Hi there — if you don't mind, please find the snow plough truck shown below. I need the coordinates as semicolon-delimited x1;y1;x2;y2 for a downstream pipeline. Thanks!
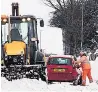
1;3;46;81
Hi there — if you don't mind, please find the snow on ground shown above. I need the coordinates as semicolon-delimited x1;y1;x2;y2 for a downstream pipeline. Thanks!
1;57;98;92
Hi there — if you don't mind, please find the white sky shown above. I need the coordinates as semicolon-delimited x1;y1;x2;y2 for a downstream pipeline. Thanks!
1;0;63;54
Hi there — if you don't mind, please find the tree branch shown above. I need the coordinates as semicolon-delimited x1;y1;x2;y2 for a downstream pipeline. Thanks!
56;0;64;10
63;0;66;8
44;0;60;11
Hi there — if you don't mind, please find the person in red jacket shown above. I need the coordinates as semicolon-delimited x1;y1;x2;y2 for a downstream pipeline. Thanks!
76;52;93;86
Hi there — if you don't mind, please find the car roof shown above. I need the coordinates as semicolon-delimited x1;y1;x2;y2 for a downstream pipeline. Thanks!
49;55;74;58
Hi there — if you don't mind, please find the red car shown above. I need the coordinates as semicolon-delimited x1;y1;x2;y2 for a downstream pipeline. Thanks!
46;55;78;83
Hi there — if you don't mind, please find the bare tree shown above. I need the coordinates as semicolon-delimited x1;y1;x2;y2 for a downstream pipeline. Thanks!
43;0;98;55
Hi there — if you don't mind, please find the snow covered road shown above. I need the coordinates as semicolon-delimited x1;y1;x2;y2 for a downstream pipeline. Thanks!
1;57;98;92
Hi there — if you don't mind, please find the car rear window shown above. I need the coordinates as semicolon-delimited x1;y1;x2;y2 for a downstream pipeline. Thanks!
47;57;72;65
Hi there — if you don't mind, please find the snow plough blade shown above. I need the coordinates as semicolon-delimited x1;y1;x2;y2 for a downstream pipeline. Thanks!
1;65;42;81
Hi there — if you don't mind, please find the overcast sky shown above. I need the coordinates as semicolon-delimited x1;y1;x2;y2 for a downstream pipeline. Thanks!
1;0;63;54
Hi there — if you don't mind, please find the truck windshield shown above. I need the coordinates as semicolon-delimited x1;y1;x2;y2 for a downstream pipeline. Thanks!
47;57;72;65
1;18;36;44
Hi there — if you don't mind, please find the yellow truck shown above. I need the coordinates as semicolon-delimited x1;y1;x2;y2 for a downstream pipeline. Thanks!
1;3;46;81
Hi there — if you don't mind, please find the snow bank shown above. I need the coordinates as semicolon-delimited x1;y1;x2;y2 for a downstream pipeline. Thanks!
90;57;98;82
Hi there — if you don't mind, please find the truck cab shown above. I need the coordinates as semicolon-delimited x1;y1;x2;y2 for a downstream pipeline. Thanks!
1;3;44;66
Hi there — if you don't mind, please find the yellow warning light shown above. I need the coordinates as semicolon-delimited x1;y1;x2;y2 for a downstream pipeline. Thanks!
1;15;8;22
22;18;26;22
1;15;8;19
27;18;31;21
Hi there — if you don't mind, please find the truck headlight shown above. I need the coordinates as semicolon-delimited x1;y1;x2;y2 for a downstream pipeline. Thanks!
27;18;31;21
22;18;26;22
